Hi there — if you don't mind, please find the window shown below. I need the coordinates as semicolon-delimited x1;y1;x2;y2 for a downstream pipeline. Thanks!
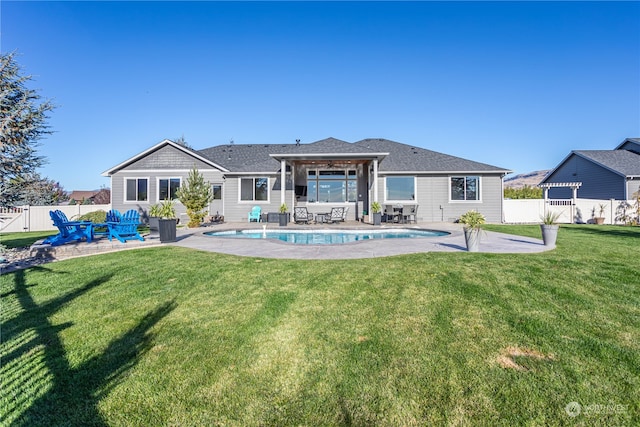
450;176;480;201
385;176;415;201
212;184;222;200
240;177;268;201
125;178;148;202
307;169;357;203
159;178;181;201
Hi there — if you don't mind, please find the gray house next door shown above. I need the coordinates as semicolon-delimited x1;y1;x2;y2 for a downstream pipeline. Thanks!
210;183;224;218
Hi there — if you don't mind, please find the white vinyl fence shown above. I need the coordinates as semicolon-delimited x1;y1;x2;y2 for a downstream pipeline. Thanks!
0;204;111;233
503;198;637;224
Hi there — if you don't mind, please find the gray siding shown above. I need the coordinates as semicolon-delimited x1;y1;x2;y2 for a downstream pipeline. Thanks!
127;145;212;170
374;174;504;223
110;145;225;221
222;174;292;221
546;154;625;199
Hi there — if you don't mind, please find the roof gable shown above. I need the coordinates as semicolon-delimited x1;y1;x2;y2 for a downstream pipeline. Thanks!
616;138;640;155
103;139;228;176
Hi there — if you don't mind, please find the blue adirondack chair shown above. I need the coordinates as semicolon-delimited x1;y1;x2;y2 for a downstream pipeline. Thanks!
94;209;123;236
248;206;262;222
107;209;144;243
106;209;123;223
43;210;93;246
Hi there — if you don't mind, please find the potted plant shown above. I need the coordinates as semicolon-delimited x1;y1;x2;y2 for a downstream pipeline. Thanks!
540;210;561;247
156;200;178;243
279;203;288;227
371;202;382;225
594;203;606;225
459;210;485;252
148;203;162;231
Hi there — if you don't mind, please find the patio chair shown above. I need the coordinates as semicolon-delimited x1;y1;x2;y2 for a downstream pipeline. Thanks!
43;210;93;246
403;205;418;224
293;206;312;224
327;207;345;224
107;209;144;243
391;205;404;223
106;209;122;223
248;206;262;222
341;206;349;222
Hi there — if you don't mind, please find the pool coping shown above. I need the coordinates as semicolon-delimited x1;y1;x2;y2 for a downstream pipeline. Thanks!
170;222;552;259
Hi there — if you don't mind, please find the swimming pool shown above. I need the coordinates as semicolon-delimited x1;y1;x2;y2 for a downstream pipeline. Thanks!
205;228;450;245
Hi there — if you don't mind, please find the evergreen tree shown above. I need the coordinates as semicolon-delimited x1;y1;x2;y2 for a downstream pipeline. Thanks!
1;52;55;206
176;167;213;227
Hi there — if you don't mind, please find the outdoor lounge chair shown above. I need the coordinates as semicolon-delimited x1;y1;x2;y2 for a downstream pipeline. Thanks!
43;210;93;246
107;209;144;243
327;207;345;224
248;206;262;222
293;207;312;224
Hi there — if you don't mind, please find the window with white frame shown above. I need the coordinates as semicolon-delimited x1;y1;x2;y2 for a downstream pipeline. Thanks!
240;177;268;201
158;178;181;201
450;176;480;201
307;169;357;203
212;184;222;200
385;176;415;201
125;178;148;202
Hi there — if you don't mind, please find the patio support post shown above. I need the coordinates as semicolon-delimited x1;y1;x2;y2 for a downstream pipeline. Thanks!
373;159;379;203
281;159;286;206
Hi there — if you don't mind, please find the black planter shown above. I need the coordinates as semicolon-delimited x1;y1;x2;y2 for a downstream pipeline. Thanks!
149;217;159;232
372;212;382;226
158;218;177;243
279;213;288;227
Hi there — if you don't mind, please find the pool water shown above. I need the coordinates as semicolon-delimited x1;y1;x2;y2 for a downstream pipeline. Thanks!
205;228;449;244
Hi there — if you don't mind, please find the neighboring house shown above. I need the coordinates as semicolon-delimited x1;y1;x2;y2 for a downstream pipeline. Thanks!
67;190;99;205
541;138;640;200
102;137;511;223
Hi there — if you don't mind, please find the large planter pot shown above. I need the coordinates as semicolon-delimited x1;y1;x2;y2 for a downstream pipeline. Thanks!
372;212;382;226
279;213;288;227
540;224;559;247
149;216;160;232
464;227;481;252
158;218;177;243
594;217;605;225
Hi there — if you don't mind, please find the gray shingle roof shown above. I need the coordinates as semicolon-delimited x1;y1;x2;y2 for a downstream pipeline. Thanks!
354;138;509;172
574;150;640;177
197;137;509;173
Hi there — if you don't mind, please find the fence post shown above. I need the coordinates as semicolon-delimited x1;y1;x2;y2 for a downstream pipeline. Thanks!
21;205;29;232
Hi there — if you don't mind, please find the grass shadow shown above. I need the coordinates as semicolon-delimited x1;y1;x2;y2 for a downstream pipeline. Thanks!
1;267;176;426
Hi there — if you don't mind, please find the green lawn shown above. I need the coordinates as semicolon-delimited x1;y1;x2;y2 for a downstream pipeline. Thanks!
1;225;638;425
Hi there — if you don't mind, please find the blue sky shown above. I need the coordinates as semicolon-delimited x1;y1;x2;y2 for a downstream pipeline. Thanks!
3;1;639;191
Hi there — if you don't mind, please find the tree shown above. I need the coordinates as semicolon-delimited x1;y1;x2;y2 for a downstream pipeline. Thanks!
504;185;542;199
176;167;213;227
3;172;67;206
1;52;55;206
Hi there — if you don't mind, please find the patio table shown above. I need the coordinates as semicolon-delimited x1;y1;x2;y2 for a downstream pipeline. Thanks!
315;213;330;224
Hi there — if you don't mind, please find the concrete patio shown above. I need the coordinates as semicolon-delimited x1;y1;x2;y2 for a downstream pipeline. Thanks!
3;222;551;273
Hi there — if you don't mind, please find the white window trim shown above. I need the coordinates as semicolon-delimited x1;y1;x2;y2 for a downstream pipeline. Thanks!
211;183;223;201
306;168;358;204
124;177;150;203
449;176;482;203
383;176;417;204
238;177;270;203
156;177;182;202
